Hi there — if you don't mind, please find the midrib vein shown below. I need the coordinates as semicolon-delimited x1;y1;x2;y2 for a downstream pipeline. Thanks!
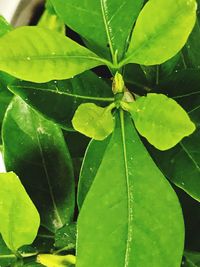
123;7;187;65
10;85;114;102
100;0;115;60
32;114;63;228
0;254;16;259
120;110;133;267
0;54;101;61
180;142;200;172
185;258;198;267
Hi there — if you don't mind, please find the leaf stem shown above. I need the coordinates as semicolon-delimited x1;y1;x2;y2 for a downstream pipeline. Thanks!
53;244;75;255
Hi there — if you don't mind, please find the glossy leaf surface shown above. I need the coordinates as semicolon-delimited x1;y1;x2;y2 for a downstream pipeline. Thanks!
2;97;75;232
77;111;184;267
72;103;115;140
124;0;197;66
78;137;110;209
54;223;76;250
8;71;113;130
0;72;13;135
129;93;195;150
51;0;144;61
0;26;104;82
0;172;40;251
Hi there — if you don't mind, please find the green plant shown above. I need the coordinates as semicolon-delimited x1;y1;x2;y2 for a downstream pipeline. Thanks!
0;0;199;266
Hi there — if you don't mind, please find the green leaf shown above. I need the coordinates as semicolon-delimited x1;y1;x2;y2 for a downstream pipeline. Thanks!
0;17;14;139
2;97;75;232
181;0;200;69
0;16;12;37
133;52;181;88
123;0;197;66
0;236;17;267
51;0;144;61
72;103;115;140
77;111;184;267
147;70;200;201
8;71;113;130
0;26;105;82
38;8;65;34
0;172;40;251
77;137;110;209
184;251;200;267
37;254;75;267
45;0;56;15
128;93;195;150
54;223;76;250
0;72;14;137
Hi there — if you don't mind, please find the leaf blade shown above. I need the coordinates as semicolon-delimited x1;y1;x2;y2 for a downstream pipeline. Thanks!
72;103;115;140
51;0;144;61
0;26;104;82
2;97;75;232
148;70;200;201
8;71;113;130
77;111;184;267
129;93;195;150
124;0;197;66
0;172;40;251
77;137;110;209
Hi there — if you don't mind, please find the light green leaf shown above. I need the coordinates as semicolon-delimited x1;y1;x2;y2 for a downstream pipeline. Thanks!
72;103;115;140
0;26;106;82
77;111;184;267
129;93;195;150
0;17;14;139
51;0;144;61
78;137;110;209
0;172;40;251
2;97;75;232
123;0;197;66
0;72;14;137
37;254;75;267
